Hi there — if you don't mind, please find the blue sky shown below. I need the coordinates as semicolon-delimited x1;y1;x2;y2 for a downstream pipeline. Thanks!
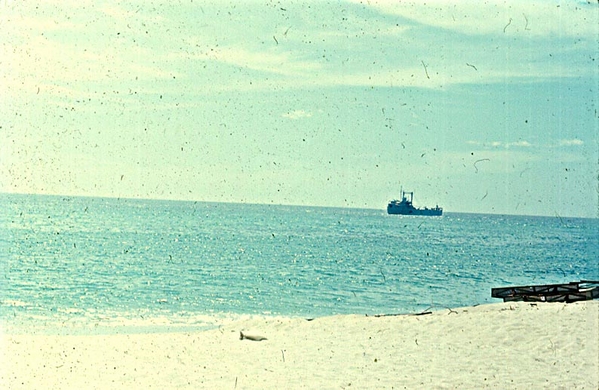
1;0;597;217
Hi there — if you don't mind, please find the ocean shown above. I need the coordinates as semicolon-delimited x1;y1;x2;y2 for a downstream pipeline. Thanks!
1;193;597;335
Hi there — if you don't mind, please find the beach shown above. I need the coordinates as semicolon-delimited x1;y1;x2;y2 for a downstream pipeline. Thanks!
2;300;597;389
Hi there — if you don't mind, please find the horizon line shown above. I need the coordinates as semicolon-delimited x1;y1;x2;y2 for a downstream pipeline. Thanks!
1;191;596;220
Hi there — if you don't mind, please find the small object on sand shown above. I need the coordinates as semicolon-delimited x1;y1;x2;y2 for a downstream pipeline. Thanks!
239;331;267;342
491;280;599;303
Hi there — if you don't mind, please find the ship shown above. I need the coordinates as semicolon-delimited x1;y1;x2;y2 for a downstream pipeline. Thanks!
387;190;442;216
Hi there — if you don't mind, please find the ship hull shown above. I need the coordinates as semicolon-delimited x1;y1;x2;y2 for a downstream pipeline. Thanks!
387;204;442;216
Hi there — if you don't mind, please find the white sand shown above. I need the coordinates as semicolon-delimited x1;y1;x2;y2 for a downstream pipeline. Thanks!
2;301;598;389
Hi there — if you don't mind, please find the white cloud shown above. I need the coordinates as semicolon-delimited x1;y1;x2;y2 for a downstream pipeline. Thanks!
209;47;322;78
507;141;532;148
282;110;312;120
351;0;597;38
467;140;533;149
559;139;584;146
3;0;594;101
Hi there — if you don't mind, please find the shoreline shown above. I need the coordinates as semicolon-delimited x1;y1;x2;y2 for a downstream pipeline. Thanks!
0;303;493;337
2;300;598;389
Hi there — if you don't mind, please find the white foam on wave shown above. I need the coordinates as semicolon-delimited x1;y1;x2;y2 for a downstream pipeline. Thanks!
2;307;306;336
1;300;32;307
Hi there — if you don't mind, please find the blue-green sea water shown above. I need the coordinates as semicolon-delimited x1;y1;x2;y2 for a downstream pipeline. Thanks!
1;193;597;334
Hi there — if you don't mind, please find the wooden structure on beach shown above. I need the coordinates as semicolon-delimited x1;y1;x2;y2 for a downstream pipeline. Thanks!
491;280;599;303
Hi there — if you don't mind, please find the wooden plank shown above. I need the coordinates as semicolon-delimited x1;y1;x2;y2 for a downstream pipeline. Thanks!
491;281;599;303
491;282;582;299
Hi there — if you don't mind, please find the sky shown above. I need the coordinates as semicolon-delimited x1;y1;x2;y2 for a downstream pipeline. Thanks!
1;0;597;218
